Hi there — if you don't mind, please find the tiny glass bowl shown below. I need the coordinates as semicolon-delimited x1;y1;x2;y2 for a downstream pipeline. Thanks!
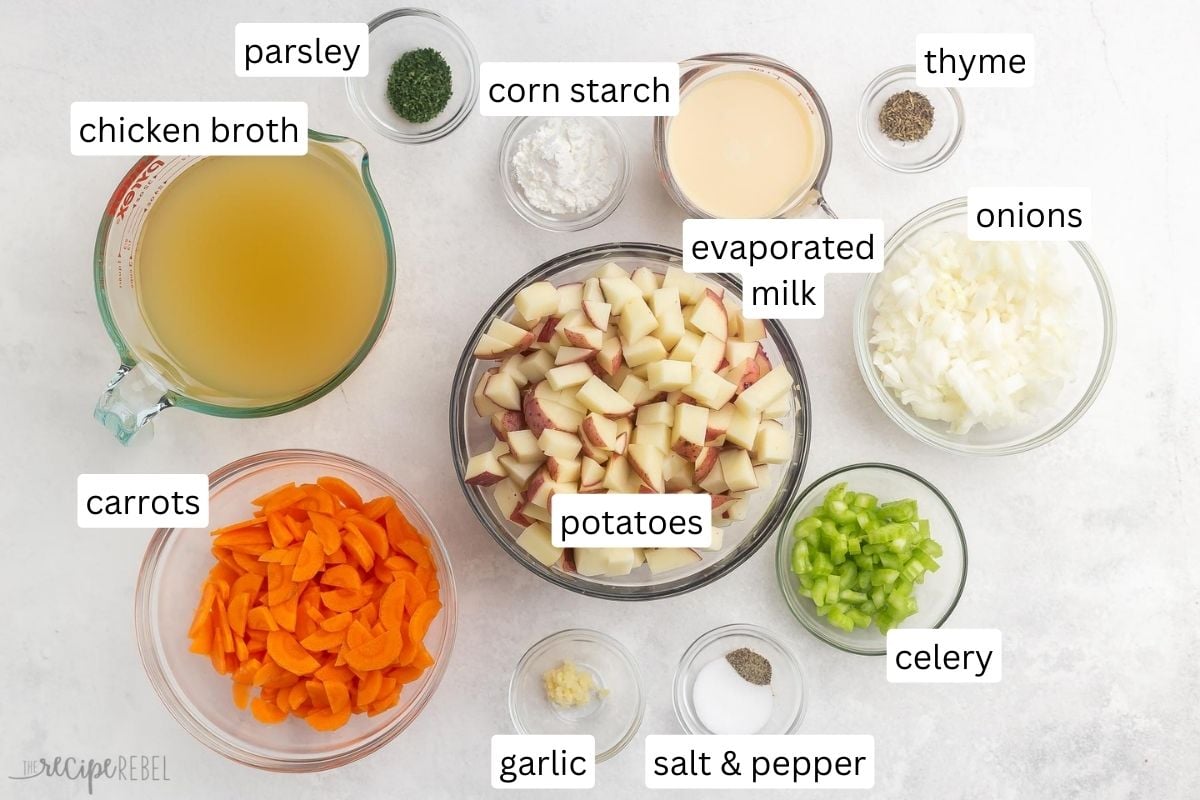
854;197;1116;455
346;8;478;144
498;116;630;232
673;624;806;735
775;463;966;656
509;629;644;762
135;449;458;771
858;65;963;173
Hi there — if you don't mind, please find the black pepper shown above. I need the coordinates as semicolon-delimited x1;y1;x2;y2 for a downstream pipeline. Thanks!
726;647;772;686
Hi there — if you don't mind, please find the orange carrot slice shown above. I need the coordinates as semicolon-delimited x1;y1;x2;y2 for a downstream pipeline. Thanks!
345;629;402;672
250;696;288;724
292;532;325;583
267;631;320;676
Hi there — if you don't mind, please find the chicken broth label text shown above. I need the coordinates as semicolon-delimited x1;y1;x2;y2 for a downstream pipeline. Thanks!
70;102;307;155
684;218;883;320
552;493;711;548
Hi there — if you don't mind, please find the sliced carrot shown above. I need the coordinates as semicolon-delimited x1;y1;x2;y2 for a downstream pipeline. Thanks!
345;629;402;672
305;679;330;709
351;516;390;558
385;554;417;574
300;628;345;652
378;582;406;632
232;550;269;576
263;485;306;515
292;532;325;583
320;587;371;613
250;696;288;724
411;645;435;670
188;582;216;637
247;605;278;631
316;476;362;510
389;665;424;684
345;620;373;650
301;484;336;515
232;682;251;710
266;514;293;548
270;592;299;632
267;630;320;676
319;611;353;632
319;564;361;591
309;513;342;555
324;680;350;714
305;704;351;731
227;592;250;638
399;540;432;569
356;669;383;707
342;526;375;571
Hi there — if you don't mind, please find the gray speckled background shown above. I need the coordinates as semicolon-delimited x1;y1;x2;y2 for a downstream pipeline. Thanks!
2;0;1196;797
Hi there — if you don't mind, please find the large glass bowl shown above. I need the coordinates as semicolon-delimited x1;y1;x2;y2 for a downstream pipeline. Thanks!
853;198;1116;455
774;463;966;656
135;450;457;771
450;243;811;600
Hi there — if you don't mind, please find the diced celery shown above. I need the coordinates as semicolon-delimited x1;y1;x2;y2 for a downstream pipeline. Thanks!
840;589;868;603
918;538;943;558
812;577;828;606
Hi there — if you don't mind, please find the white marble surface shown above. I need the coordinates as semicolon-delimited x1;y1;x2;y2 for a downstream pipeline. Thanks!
2;0;1197;797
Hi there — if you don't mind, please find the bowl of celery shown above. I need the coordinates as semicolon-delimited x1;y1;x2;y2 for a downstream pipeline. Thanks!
774;463;967;655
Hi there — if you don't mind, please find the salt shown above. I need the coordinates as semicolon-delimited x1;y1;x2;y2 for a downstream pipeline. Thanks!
692;655;773;734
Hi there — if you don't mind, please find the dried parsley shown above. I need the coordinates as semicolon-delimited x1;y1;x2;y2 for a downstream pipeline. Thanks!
386;48;452;123
726;647;772;686
878;90;934;142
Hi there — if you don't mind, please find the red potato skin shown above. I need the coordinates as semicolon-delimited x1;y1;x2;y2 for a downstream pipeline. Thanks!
693;447;719;481
465;470;505;487
490;411;526;441
672;439;703;461
533;316;560;343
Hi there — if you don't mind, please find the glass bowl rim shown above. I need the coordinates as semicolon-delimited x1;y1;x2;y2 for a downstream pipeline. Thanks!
672;622;807;734
773;462;968;656
133;448;458;771
853;196;1117;455
497;115;631;232
856;65;964;174
344;7;479;145
449;241;812;600
507;627;645;762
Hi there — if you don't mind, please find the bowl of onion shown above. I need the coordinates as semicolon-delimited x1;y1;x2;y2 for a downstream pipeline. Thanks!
854;197;1115;455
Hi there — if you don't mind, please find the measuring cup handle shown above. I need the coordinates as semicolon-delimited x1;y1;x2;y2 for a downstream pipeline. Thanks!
785;189;838;220
94;363;170;445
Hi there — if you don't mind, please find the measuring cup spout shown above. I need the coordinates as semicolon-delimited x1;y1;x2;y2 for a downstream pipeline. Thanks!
787;190;838;220
94;363;170;444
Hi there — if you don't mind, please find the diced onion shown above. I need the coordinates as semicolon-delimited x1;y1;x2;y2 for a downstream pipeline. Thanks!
870;232;1081;434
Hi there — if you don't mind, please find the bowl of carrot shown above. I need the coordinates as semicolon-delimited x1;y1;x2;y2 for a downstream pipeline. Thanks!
134;449;457;771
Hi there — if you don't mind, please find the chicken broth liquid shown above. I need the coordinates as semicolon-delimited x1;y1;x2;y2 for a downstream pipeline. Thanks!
135;144;388;403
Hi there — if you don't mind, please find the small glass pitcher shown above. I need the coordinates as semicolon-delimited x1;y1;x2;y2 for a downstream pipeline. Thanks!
92;131;395;444
653;53;837;220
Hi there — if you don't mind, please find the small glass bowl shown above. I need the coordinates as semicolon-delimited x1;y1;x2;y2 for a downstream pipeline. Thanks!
854;198;1116;455
775;464;967;656
858;65;963;173
135;449;458;771
346;8;478;144
673;624;806;734
498;116;630;232
509;629;644;762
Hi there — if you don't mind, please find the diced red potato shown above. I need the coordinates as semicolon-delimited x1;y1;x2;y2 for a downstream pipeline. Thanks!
463;262;798;576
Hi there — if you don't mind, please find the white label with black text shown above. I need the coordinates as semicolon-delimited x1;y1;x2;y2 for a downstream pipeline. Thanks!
645;735;874;790
77;474;209;529
552;493;711;548
492;735;594;789
479;62;678;115
235;23;368;76
70;102;307;156
886;628;1002;683
915;33;1035;87
684;219;882;320
967;187;1091;241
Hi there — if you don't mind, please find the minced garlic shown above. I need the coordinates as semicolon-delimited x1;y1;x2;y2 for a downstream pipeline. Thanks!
542;660;605;707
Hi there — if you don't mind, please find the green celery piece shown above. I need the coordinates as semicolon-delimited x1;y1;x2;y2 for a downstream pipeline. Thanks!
812;551;833;576
888;536;909;554
815;603;832;617
913;549;941;572
797;573;815;589
847;536;862;555
880;499;917;522
854;554;874;569
844;490;857;504
826;574;841;603
852;492;878;510
857;571;871;591
794;516;822;538
812;577;828;606
847;608;872;628
825;482;848;506
871;568;900;587
862;543;886;556
827;607;854;632
901;558;926;583
871;587;886;608
917;519;930;540
841;589;868;603
878;552;902;571
918;539;943;558
839;560;858;586
893;578;913;596
831;537;848;565
886;590;909;613
855;512;871;529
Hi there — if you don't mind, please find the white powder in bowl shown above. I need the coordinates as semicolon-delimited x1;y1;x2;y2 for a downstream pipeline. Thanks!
511;118;618;215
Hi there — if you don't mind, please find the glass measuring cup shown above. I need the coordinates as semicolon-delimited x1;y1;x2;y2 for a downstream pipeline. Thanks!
653;53;836;219
93;131;395;444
